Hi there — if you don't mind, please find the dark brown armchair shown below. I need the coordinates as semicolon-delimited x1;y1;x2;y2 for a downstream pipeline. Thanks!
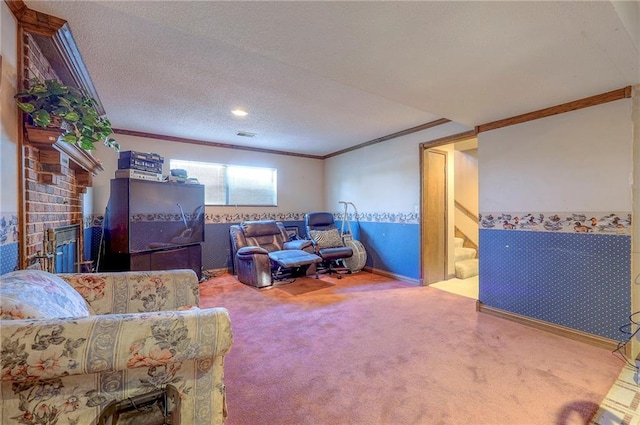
305;212;354;278
229;220;320;288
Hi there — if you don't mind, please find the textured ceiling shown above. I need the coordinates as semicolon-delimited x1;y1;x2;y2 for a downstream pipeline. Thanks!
24;1;639;156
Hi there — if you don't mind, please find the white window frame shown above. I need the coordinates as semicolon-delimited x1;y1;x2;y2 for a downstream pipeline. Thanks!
169;159;277;206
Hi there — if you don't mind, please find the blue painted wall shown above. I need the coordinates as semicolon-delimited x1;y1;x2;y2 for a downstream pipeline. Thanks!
0;212;19;274
353;221;419;279
91;220;312;273
202;220;310;272
479;228;630;340
0;242;19;274
89;218;418;279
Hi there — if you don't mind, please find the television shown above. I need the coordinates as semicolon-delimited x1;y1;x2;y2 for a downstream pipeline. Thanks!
107;179;205;254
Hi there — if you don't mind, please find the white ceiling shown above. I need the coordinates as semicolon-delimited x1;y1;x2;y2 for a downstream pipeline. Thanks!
25;1;639;157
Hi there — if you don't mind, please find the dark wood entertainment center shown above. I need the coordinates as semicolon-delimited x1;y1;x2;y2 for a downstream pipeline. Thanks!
104;178;205;279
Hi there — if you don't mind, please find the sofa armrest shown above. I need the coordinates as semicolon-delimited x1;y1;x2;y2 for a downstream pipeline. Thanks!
237;246;269;256
284;239;312;251
0;308;232;383
57;269;200;315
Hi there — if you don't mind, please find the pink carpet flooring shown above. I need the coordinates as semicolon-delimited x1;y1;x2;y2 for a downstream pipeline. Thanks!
199;272;623;425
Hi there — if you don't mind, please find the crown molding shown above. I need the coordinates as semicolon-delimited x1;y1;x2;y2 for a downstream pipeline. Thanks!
324;118;451;159
476;86;632;134
112;128;325;160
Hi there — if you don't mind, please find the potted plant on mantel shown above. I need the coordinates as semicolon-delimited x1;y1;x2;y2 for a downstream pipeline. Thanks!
14;78;120;152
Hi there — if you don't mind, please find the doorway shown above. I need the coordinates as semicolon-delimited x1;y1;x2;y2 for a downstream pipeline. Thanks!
421;149;448;285
420;135;478;297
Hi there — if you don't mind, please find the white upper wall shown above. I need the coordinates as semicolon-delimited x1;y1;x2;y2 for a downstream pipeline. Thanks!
324;121;471;214
91;134;325;216
82;187;94;217
0;2;19;214
479;98;633;212
612;0;640;52
454;147;479;246
454;148;478;216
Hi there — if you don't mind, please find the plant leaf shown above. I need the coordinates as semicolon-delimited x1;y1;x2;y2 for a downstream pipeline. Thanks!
64;111;80;122
105;138;120;152
14;77;120;152
80;140;96;150
49;82;67;95
30;85;48;94
60;133;78;143
16;102;35;113
33;110;51;127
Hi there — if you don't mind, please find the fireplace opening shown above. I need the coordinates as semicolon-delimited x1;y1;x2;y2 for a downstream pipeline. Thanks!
44;224;81;273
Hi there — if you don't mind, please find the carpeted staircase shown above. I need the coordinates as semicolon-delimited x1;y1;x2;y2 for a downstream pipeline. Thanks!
454;237;478;279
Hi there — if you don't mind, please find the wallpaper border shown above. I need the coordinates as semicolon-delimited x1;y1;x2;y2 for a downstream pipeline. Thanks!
480;211;631;235
0;212;19;246
82;211;633;235
86;211;420;226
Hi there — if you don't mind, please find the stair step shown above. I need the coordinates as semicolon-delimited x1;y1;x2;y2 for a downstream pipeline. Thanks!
454;237;464;248
454;247;476;263
455;258;479;279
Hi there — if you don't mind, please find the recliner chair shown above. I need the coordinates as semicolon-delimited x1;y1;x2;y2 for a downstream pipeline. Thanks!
230;220;320;288
305;212;353;278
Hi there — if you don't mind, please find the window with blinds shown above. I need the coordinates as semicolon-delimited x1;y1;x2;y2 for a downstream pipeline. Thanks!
169;159;277;206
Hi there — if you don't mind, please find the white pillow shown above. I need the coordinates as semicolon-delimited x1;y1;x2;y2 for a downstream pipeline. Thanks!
0;270;91;319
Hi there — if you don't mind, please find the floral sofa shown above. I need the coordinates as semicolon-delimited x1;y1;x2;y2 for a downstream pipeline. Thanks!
0;269;232;425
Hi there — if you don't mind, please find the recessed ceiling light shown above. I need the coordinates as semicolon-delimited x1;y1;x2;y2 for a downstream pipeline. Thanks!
231;108;248;117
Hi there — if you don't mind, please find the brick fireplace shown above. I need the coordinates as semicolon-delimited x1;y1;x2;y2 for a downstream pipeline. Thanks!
18;30;103;270
23;142;83;268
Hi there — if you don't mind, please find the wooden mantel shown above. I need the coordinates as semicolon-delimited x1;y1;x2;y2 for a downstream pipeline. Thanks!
24;125;105;177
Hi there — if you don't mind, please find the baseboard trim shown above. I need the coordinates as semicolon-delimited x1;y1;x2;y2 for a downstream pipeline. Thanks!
365;267;420;285
476;301;627;355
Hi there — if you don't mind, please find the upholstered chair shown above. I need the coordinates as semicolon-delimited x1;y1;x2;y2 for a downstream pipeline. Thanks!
305;212;354;278
229;220;319;288
0;269;232;425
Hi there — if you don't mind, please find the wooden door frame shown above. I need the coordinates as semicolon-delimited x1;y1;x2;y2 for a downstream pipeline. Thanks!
421;148;448;285
419;130;477;286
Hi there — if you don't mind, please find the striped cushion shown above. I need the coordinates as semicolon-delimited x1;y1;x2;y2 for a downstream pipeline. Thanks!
310;228;343;249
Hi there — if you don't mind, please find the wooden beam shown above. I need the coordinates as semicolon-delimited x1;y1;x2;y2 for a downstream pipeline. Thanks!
39;149;67;166
5;0;66;36
25;125;63;145
39;150;69;175
24;126;104;178
16;21;27;270
420;129;477;149
75;169;93;187
476;87;633;133
38;173;60;185
324;118;451;159
56;141;104;176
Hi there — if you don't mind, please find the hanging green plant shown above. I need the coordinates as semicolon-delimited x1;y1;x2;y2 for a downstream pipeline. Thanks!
15;78;120;152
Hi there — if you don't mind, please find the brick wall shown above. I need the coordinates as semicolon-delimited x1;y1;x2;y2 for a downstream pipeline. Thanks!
21;33;85;268
23;145;83;261
23;33;56;87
